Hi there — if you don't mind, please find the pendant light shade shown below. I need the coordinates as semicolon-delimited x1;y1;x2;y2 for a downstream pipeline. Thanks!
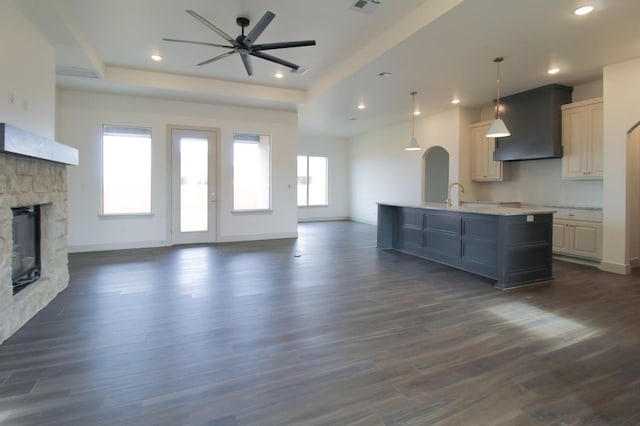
486;57;511;138
405;91;421;151
486;118;510;138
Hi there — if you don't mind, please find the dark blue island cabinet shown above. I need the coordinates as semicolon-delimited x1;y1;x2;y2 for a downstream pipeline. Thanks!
377;203;555;289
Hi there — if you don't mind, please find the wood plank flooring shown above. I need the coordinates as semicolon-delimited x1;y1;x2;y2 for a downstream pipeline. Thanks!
2;221;640;425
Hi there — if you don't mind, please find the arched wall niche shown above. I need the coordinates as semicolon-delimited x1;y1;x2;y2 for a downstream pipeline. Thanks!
423;146;449;204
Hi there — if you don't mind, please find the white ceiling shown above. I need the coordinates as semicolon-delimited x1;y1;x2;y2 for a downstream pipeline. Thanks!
18;0;640;138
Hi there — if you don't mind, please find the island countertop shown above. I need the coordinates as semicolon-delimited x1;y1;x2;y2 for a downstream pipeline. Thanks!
377;201;556;216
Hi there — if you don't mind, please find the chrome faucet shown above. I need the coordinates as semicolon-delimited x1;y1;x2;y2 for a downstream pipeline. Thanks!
447;182;464;207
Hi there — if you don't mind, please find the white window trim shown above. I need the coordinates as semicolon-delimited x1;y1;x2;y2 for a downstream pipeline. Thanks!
101;124;153;216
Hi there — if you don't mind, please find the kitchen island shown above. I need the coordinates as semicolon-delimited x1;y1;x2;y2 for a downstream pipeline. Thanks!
377;202;555;289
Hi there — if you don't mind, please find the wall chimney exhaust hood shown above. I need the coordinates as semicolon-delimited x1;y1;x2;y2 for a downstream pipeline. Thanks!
493;84;573;161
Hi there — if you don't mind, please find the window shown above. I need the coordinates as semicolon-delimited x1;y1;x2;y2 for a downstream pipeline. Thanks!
297;155;328;206
233;133;271;211
102;125;152;215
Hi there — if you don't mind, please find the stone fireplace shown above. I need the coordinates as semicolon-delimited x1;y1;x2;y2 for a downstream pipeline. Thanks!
0;123;78;344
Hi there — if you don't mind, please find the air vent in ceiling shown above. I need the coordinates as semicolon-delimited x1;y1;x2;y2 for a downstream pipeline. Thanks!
55;66;100;79
351;0;383;14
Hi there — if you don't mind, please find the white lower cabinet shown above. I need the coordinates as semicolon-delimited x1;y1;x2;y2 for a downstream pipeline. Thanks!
552;208;602;261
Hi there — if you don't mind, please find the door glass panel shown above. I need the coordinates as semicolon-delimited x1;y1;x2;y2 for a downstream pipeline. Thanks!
180;138;208;232
308;156;328;205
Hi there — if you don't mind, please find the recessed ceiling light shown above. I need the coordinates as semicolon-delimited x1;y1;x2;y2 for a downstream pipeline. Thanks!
151;55;162;61
574;5;593;16
378;71;393;78
413;110;421;116
547;67;560;75
451;98;460;104
274;72;284;79
357;103;366;110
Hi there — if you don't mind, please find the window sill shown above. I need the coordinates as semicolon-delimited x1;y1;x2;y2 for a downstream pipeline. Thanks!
297;205;329;208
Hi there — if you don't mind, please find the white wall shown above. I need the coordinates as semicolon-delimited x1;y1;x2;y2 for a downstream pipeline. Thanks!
58;90;299;252
573;80;603;102
0;0;56;138
349;108;462;224
297;135;349;221
602;57;640;273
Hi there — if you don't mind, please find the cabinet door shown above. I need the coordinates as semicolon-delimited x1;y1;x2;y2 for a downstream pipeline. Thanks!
571;222;602;260
589;103;604;177
562;100;603;180
562;108;588;178
471;122;502;181
552;221;571;254
484;138;502;180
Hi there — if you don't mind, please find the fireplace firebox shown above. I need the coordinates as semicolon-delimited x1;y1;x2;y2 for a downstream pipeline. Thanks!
11;205;41;294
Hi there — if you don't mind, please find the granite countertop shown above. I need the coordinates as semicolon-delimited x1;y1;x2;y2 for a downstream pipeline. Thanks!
378;202;556;216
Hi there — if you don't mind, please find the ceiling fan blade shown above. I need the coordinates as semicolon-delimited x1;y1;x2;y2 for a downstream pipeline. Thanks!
244;11;275;47
198;50;236;66
240;53;254;76
250;51;299;71
186;10;238;46
162;38;233;49
252;40;316;51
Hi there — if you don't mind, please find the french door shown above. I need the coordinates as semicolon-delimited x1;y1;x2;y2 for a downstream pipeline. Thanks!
170;127;218;244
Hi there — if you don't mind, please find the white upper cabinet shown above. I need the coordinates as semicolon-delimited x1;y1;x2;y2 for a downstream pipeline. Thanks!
562;98;603;179
470;121;503;182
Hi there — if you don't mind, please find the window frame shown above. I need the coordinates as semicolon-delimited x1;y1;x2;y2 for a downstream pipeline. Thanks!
297;155;329;207
100;124;153;216
232;133;272;213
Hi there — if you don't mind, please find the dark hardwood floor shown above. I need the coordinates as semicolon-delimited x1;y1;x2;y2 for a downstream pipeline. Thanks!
2;221;640;425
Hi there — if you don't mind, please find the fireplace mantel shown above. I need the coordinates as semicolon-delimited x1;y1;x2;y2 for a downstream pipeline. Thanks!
0;123;78;166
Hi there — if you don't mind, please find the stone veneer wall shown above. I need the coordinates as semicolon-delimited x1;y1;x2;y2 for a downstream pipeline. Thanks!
0;153;69;343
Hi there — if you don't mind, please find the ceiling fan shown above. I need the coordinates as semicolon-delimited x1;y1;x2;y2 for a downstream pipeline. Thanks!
163;10;316;76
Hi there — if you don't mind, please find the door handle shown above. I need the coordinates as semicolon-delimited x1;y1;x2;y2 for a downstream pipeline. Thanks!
211;192;217;203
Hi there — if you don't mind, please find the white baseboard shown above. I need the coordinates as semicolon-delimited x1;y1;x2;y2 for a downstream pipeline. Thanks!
215;232;298;243
297;216;349;223
599;260;631;275
68;240;169;253
349;217;377;226
553;254;600;268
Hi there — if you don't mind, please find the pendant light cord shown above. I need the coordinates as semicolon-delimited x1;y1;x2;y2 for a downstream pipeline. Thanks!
410;91;417;136
494;57;504;119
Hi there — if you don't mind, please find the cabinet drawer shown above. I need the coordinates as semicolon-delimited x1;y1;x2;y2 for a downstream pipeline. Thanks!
552;208;602;222
399;208;424;228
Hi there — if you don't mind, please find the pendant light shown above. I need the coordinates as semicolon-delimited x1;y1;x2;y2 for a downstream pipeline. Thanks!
405;91;421;151
486;57;511;138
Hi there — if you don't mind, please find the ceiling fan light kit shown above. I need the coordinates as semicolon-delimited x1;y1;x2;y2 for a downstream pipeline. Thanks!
163;10;316;76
